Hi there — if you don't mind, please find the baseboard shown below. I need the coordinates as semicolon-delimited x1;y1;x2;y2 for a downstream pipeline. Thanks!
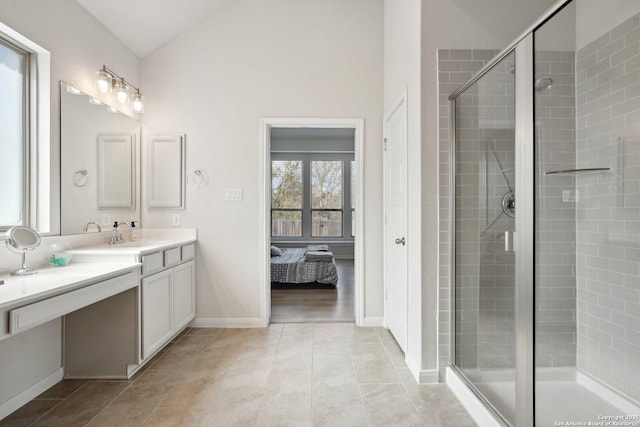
189;317;266;328
360;316;383;327
446;366;501;427
0;368;63;420
577;371;640;414
419;369;440;384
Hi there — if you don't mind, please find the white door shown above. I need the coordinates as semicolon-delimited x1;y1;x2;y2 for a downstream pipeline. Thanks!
384;96;408;352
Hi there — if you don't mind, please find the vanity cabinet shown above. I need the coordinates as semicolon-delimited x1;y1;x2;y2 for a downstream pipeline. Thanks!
142;270;173;358
141;244;195;360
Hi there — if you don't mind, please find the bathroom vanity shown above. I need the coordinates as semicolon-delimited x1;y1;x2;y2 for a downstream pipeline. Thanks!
0;229;196;419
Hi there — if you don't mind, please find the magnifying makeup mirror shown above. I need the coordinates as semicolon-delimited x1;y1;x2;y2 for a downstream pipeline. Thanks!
4;226;41;276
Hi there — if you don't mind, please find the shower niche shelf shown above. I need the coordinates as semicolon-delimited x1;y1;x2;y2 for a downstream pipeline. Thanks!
544;167;610;176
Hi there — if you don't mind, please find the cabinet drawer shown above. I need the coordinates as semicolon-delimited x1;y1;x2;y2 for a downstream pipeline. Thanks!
142;252;164;276
10;270;138;335
164;247;181;268
181;243;195;261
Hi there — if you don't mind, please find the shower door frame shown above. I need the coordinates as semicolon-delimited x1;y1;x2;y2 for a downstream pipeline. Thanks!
448;1;573;426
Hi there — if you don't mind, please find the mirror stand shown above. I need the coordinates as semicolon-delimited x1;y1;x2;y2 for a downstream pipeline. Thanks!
11;252;37;276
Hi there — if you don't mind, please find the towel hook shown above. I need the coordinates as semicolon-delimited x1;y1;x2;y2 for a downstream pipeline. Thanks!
72;169;89;187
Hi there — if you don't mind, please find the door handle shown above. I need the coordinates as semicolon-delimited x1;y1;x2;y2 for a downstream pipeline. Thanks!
395;237;406;246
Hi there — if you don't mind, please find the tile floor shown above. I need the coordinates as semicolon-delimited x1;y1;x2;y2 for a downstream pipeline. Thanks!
2;324;476;427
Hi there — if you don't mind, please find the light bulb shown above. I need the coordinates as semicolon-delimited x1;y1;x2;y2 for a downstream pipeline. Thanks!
106;106;118;114
89;97;103;105
95;69;112;93
132;92;145;113
66;84;82;95
114;78;129;104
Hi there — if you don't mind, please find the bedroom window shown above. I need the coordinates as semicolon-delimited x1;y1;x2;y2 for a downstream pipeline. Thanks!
271;154;354;240
311;161;342;237
351;160;356;237
271;160;303;237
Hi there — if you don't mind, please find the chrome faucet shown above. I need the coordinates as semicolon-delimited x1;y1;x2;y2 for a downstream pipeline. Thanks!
110;221;132;245
82;221;102;232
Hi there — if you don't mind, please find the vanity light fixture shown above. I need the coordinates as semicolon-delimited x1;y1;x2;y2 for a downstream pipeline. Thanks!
94;65;145;113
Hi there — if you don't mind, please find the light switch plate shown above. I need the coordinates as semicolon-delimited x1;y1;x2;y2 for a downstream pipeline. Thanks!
225;188;243;201
102;214;110;226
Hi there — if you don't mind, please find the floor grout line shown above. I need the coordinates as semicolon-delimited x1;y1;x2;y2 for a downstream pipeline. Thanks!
27;380;91;427
81;380;135;426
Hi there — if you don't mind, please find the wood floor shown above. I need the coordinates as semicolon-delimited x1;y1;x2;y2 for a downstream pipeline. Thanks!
270;260;354;322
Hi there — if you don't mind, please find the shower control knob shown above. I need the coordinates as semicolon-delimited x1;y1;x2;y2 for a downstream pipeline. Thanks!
395;237;406;246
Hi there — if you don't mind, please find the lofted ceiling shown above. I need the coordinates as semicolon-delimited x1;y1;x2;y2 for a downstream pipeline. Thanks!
75;0;233;57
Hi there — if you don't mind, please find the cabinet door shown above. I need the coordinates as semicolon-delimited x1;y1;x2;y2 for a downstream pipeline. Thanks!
146;134;185;209
142;269;173;359
173;260;195;331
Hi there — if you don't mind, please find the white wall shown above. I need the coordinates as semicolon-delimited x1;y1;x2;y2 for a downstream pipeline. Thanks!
141;0;384;325
383;0;424;379
0;0;141;236
421;0;558;374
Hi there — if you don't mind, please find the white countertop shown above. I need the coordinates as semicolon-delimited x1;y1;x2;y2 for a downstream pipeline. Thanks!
67;239;194;256
67;229;197;256
0;262;140;309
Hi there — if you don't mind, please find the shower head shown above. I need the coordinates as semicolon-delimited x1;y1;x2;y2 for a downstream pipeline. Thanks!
535;77;553;91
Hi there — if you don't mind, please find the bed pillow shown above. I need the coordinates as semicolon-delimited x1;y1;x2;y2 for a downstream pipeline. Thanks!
271;245;283;257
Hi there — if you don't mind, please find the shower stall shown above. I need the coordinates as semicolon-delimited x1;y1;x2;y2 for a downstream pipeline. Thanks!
447;0;640;425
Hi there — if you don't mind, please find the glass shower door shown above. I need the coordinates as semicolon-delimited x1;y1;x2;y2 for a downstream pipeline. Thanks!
453;50;517;425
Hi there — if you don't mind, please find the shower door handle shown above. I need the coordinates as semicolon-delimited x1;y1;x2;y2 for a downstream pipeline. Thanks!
395;237;406;246
505;231;516;252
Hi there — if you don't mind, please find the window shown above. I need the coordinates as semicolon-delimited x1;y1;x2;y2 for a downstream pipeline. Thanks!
271;160;303;237
311;161;342;237
0;39;27;227
351;160;356;237
0;23;50;232
271;154;354;240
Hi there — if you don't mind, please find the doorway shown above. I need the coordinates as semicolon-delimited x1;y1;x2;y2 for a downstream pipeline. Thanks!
260;118;364;325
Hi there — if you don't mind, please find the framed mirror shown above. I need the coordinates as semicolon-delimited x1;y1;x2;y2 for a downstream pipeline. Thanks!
60;82;141;235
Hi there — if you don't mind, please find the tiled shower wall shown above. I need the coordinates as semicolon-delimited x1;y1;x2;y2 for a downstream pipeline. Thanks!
575;14;640;401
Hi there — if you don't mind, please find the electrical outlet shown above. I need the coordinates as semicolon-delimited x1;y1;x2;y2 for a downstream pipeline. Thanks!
171;213;181;226
225;188;243;201
102;214;110;226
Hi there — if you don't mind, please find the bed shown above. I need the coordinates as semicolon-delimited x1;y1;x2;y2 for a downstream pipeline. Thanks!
270;247;339;286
